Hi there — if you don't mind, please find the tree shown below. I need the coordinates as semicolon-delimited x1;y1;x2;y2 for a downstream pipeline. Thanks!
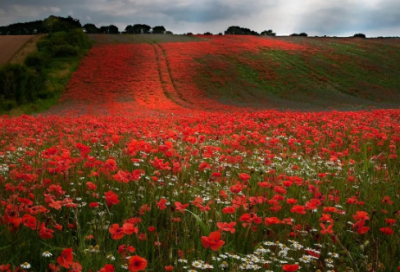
83;23;101;34
203;32;213;35
125;25;134;34
290;32;308;37
132;24;151;34
100;25;119;34
225;26;259;35
152;26;166;34
353;33;366;38
261;29;276;36
44;16;82;33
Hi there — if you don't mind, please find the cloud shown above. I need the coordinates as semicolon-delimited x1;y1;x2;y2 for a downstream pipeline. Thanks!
0;0;399;36
0;4;61;25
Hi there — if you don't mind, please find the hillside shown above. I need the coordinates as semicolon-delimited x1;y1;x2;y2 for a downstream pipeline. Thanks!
45;35;400;116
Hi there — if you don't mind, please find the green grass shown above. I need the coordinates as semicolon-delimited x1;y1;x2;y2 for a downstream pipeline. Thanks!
193;37;400;110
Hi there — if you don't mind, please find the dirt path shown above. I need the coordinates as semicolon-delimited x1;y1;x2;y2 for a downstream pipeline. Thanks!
9;35;45;65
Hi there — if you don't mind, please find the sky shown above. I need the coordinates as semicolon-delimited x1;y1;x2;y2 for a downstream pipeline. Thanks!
0;0;399;36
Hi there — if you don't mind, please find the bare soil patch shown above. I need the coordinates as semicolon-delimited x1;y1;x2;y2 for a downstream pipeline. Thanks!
0;35;34;65
9;34;45;65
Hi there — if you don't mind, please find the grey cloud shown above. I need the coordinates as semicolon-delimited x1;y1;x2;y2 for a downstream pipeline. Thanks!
0;0;399;36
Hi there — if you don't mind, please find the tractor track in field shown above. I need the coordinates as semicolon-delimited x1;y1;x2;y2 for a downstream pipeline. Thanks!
140;36;196;110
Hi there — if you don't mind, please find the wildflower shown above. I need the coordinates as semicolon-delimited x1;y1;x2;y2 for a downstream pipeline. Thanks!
57;248;74;269
99;264;115;272
20;262;31;269
282;264;300;271
380;227;394;235
104;191;120;208
42;251;53;257
201;231;225;251
217;222;236;233
128;256;147;272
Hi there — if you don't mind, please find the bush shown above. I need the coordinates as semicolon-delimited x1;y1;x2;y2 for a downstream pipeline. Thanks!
53;44;78;57
24;52;48;70
0;64;46;106
37;29;91;57
36;39;53;54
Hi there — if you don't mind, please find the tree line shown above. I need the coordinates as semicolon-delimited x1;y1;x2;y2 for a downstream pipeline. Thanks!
0;15;379;38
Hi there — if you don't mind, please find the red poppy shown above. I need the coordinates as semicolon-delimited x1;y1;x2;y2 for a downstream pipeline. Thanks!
109;224;125;240
99;264;115;272
264;217;281;226
291;205;306;215
217;222;236;233
238;173;251;181
125;223;139;234
156;198;167;210
57;248;74;269
282;264;300;272
104;191;119;208
230;184;242;194
165;266;174;271
320;223;334;235
201;231;225;251
222;206;236;214
380;227;394;235
39;223;54;239
128;256;147;272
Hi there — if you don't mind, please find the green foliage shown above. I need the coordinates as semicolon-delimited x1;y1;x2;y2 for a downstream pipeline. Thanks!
261;29;276;36
0;28;91;113
353;33;367;38
37;29;91;57
24;52;49;70
0;64;45;105
53;45;78;57
225;26;259;35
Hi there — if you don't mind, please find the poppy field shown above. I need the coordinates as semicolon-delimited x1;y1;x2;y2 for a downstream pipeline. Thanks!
1;35;400;272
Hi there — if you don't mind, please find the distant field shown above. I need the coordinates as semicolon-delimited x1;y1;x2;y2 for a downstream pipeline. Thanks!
0;35;34;65
88;33;202;44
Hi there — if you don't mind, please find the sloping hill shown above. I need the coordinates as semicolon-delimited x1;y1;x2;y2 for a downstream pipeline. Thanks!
47;35;400;116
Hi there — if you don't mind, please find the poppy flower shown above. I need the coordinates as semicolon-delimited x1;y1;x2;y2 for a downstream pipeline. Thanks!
264;217;281;225
217;222;236;233
282;264;300;272
201;231;225;251
109;224;125;240
230;184;242;194
104;191;120;208
57;248;74;269
99;264;115;272
156;198;167;210
238;173;251;181
222;206;236;214
128;256;147;272
291;205;306;215
380;227;394;235
39;223;54;239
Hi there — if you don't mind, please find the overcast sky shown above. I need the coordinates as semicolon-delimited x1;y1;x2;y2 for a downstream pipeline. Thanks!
0;0;399;36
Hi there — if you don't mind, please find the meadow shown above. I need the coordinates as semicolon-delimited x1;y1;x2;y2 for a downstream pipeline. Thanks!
0;35;400;272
